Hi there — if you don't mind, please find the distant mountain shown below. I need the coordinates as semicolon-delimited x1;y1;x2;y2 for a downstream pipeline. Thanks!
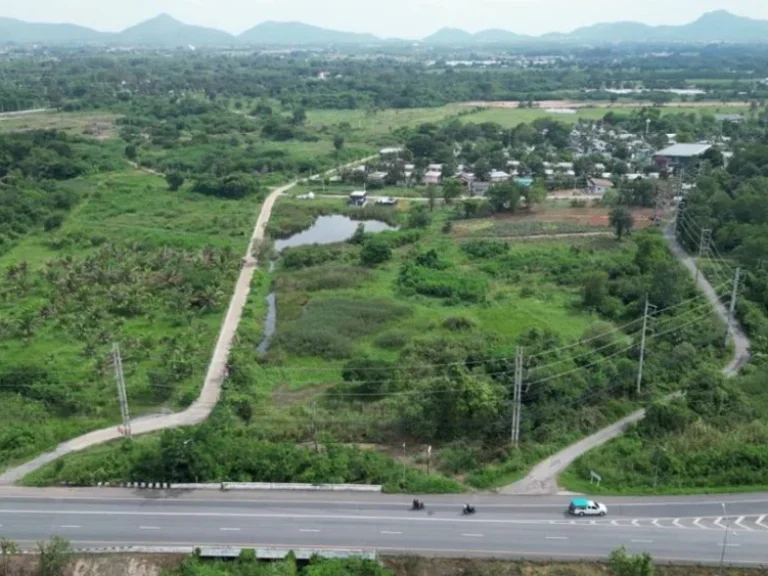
118;14;235;46
1;9;768;46
555;10;768;43
239;21;378;45
0;17;106;43
422;28;475;44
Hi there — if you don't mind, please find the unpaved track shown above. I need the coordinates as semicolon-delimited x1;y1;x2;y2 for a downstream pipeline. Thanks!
501;221;750;495
0;157;375;485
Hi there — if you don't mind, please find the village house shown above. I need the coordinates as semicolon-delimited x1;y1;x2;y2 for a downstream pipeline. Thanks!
490;169;510;183
586;177;613;195
424;170;442;185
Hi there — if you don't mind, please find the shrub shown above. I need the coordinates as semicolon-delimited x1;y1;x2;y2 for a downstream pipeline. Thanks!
360;238;392;267
279;266;371;292
375;330;411;350
398;263;487;303
442;316;476;332
461;240;509;259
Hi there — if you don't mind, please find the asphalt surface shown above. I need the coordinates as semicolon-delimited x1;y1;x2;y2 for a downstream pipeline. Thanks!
1;489;767;564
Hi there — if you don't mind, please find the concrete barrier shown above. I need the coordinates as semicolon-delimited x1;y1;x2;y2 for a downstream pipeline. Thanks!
71;481;382;492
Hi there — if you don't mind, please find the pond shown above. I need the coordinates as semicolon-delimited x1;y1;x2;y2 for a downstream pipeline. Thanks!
274;215;395;252
257;214;396;354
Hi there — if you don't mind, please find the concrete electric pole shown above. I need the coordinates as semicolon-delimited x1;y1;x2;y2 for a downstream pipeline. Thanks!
695;228;712;285
112;343;131;438
725;268;742;347
637;295;657;395
511;347;524;448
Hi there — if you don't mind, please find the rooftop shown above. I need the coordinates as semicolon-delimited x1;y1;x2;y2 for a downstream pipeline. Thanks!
654;143;712;158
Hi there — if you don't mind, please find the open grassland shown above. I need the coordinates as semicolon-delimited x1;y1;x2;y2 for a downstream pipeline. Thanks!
306;105;466;143
0;110;121;138
460;104;751;127
0;167;262;472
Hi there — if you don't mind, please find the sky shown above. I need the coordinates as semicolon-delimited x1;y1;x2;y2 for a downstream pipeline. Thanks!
1;0;768;38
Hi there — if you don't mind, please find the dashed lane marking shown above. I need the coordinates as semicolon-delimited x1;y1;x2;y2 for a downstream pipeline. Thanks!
462;533;484;538
139;526;160;531
380;531;402;535
631;540;654;543
546;536;568;540
299;529;320;533
219;528;241;532
59;525;81;529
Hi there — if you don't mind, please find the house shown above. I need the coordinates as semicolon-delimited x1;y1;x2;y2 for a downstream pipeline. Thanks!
490;169;510;183
715;114;744;123
653;143;712;170
507;160;521;168
427;163;443;172
380;146;404;155
586;177;613;195
424;170;442;185
514;177;534;188
459;172;476;186
556;162;574;171
368;171;388;182
470;181;492;196
404;163;415;172
349;190;367;206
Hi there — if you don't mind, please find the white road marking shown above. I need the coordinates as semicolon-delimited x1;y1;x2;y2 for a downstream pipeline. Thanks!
139;526;160;530
693;518;711;530
59;525;80;529
631;540;653;543
734;516;754;531
651;519;661;528
757;515;767;529
714;517;727;529
632;519;640;526
462;533;484;538
219;528;241;532
380;531;402;535
546;536;568;540
299;529;320;533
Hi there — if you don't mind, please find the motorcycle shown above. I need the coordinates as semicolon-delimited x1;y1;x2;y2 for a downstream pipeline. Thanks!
411;498;425;511
462;504;476;515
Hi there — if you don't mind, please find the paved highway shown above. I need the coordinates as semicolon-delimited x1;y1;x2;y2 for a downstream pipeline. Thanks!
1;489;767;564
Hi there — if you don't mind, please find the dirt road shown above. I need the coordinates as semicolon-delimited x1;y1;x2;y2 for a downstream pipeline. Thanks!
500;220;750;495
462;100;749;110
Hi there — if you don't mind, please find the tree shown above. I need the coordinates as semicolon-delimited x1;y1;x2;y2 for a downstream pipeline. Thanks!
582;271;609;310
124;144;137;161
37;537;71;576
609;547;653;576
487;181;521;213
166;172;184;191
407;204;432;229
441;178;463;205
291;107;307;125
333;135;345;153
1;538;18;576
609;206;634;240
426;186;438;212
360;238;392;267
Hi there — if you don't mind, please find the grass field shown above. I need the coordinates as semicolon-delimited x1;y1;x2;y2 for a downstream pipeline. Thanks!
0;110;121;137
460;104;751;127
306;105;466;143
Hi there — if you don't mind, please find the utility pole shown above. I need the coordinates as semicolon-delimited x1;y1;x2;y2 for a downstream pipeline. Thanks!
725;268;742;347
511;346;523;448
695;228;712;285
311;402;319;453
637;295;657;395
112;343;131;438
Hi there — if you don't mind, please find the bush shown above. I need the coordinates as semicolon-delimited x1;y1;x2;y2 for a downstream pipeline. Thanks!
360;237;392;267
279;266;371;293
374;330;411;350
442;316;476;332
461;240;509;259
398;263;487;303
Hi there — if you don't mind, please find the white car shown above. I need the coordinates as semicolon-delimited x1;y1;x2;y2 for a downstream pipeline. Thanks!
568;498;607;516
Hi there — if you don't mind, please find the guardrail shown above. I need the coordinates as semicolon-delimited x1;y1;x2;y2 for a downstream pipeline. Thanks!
76;481;383;493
